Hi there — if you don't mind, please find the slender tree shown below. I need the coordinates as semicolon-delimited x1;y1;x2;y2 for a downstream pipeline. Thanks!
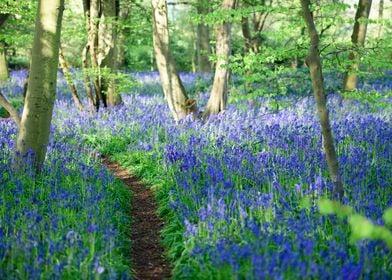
82;0;121;110
0;47;8;82
240;0;268;54
196;0;211;72
301;0;344;200
15;0;65;168
152;0;189;121
59;45;84;111
203;0;237;118
0;14;10;82
100;0;122;106
343;0;372;91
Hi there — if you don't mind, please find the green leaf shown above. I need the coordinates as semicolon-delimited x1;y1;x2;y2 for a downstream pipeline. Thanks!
318;199;336;215
382;207;392;227
348;214;374;242
300;196;311;210
318;198;352;218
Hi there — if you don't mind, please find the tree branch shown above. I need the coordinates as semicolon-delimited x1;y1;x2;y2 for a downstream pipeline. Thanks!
0;90;21;127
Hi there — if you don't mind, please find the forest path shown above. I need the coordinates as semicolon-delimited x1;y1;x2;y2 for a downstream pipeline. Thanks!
102;157;171;280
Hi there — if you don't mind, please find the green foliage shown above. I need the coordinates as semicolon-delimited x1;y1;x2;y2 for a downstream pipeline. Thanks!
118;0;154;71
318;199;392;250
0;1;33;17
61;0;87;67
383;208;392;227
0;1;36;68
340;89;392;112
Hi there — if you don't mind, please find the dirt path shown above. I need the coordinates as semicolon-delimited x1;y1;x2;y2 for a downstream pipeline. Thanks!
102;157;171;280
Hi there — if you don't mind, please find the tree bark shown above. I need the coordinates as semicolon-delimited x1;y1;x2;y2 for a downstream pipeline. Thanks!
23;73;29;99
90;0;107;109
15;0;65;168
83;0;106;110
203;0;236;118
241;16;252;54
82;44;96;109
0;47;8;82
0;91;20;126
59;45;84;111
0;14;10;82
99;0;122;106
377;0;383;38
301;0;344;200
117;1;130;68
196;2;211;73
343;0;372;91
152;0;189;121
83;0;121;109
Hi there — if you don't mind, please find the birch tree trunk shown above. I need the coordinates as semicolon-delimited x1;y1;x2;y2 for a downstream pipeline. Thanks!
343;0;372;91
15;0;65;168
203;0;236;118
152;0;189;121
301;0;344;200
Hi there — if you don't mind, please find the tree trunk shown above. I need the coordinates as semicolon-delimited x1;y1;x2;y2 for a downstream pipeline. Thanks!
377;0;383;38
15;0;65;168
196;3;211;73
82;44;96;109
0;47;8;82
117;2;130;68
23;73;29;100
301;0;344;200
343;0;372;91
241;16;252;54
0;91;20;126
0;14;10;82
83;0;121;109
59;45;84;111
99;0;122;106
203;0;236;118
83;0;106;110
152;0;189;121
90;0;107;109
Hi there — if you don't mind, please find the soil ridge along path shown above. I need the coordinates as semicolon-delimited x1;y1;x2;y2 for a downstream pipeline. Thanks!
102;157;171;280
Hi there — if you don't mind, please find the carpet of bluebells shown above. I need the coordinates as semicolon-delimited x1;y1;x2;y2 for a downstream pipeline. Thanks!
0;71;131;279
1;69;392;279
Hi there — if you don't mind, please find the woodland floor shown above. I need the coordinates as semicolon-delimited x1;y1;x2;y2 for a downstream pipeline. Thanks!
102;157;171;280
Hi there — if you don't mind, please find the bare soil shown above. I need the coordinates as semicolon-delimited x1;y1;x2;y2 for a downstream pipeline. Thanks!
102;157;171;280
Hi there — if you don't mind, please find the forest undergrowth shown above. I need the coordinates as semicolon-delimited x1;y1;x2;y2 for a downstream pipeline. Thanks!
1;70;392;279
